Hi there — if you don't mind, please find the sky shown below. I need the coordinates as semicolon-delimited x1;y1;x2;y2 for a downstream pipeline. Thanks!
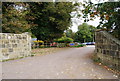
70;0;109;32
71;17;101;32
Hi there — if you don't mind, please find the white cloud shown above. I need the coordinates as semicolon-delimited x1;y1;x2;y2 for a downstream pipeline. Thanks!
71;17;100;32
87;17;100;27
70;0;103;32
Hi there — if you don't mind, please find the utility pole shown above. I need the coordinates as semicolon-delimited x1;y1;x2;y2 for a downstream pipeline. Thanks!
93;33;94;42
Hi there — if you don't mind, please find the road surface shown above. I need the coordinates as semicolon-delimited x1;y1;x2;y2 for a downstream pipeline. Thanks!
2;46;118;79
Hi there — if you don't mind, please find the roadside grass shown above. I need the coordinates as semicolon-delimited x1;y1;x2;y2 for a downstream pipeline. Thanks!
2;48;68;62
2;46;85;62
92;54;102;63
69;44;86;48
31;47;68;56
1;56;28;62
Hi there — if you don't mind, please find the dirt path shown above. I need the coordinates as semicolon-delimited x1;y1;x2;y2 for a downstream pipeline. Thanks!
2;46;118;79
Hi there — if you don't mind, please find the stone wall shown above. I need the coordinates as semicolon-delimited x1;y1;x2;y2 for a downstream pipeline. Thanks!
0;33;31;61
95;30;120;77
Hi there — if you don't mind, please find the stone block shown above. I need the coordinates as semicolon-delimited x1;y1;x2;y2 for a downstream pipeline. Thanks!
109;50;116;56
0;33;31;60
8;48;13;52
95;31;120;76
2;49;8;53
112;45;118;50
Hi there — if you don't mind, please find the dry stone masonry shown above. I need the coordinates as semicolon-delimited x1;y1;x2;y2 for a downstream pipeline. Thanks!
0;33;31;61
95;30;120;77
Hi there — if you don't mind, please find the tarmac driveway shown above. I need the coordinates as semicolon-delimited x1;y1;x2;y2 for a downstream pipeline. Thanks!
2;46;118;79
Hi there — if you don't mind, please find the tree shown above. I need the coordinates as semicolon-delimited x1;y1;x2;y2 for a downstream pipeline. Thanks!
2;2;79;42
27;2;79;42
65;29;75;39
74;23;96;43
82;1;120;40
2;2;32;33
55;36;73;43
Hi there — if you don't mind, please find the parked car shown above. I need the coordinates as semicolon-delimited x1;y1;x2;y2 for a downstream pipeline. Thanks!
82;42;95;45
86;42;95;45
82;42;87;45
91;42;95;45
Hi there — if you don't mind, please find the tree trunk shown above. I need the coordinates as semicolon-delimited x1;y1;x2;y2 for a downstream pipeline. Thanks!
84;39;86;43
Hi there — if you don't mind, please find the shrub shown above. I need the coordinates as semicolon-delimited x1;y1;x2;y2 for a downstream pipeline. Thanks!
70;44;86;47
31;34;36;38
33;40;44;43
76;44;85;47
56;37;73;43
32;40;44;48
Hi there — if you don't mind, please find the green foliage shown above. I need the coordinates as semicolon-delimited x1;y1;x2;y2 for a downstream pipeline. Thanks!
70;44;86;47
57;43;66;48
27;2;79;41
92;54;101;63
76;44;85;47
74;23;96;42
65;29;75;39
82;1;120;40
2;2;79;42
56;36;73;43
31;34;36;38
2;2;32;33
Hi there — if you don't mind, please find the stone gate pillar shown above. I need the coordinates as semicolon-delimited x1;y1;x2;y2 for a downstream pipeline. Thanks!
0;32;31;61
95;30;120;78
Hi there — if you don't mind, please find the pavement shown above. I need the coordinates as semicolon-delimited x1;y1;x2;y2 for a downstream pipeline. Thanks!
2;46;118;79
